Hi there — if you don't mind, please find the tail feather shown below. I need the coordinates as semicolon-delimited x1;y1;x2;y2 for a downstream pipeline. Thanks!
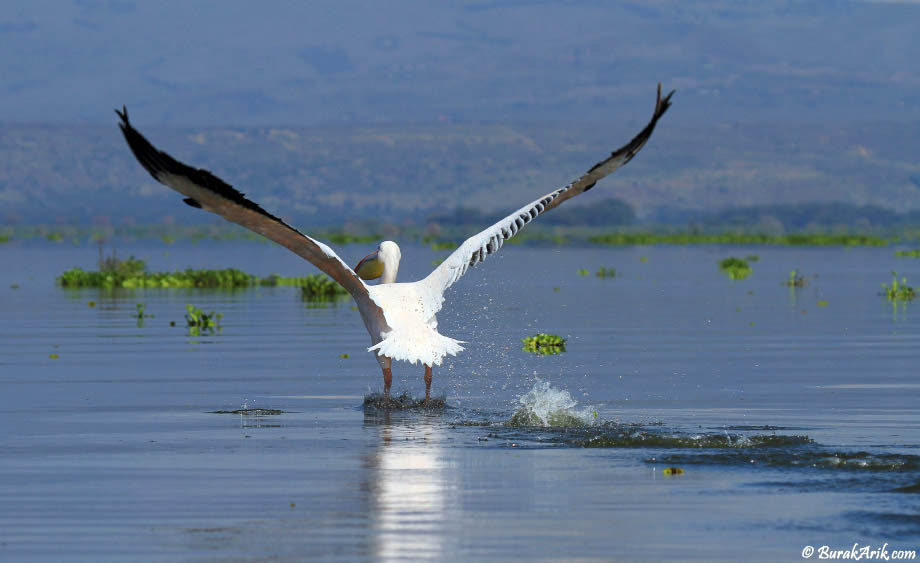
369;329;464;367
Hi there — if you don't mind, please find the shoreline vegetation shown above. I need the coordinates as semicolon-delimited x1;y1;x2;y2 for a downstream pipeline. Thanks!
1;223;912;248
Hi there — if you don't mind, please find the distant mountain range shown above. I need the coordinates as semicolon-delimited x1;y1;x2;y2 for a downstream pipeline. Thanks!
2;118;919;229
3;1;920;230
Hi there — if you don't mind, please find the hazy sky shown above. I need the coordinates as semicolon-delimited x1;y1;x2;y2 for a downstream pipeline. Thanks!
2;0;919;126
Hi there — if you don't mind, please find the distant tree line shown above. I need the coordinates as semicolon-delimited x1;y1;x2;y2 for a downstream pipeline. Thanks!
684;202;920;232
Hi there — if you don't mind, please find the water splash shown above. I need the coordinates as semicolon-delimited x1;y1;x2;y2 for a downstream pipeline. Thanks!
508;379;596;427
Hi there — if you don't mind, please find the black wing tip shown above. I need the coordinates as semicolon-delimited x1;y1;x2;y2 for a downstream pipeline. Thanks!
654;83;675;118
114;105;129;128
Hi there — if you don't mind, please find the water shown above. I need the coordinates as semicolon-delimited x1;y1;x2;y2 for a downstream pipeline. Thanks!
1;240;918;561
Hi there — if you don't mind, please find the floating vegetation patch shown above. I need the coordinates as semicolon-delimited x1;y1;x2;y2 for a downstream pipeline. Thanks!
784;269;807;287
882;272;917;302
483;416;813;450
661;467;685;476
504;232;569;246
578;428;812;449
891;481;920;493
57;256;347;299
363;392;447;410
521;333;567;355
577;268;589;277
719;257;752;280
895;249;920;258
646;450;920;473
507;380;595;427
185;304;222;335
588;232;889;247
429;240;458;251
322;232;381;245
297;275;349;301
596;267;616;279
211;408;287;415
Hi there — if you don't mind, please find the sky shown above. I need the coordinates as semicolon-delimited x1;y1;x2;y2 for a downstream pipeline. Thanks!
2;0;919;127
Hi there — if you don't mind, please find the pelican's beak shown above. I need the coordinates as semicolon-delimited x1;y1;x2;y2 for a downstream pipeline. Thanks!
355;250;384;280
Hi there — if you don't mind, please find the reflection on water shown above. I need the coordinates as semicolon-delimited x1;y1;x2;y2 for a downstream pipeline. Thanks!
363;410;458;561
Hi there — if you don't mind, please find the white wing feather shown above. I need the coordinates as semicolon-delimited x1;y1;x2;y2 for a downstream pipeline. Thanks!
425;83;674;294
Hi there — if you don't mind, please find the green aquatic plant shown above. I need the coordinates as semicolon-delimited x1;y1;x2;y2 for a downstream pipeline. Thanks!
503;232;569;246
882;272;917;302
429;240;458;251
57;256;348;297
298;274;350;301
322;232;380;245
719;257;752;281
98;249;146;276
595;267;616;279
184;304;222;335
577;269;589;277
784;269;807;288
135;303;151;319
521;333;567;355
895;249;920;258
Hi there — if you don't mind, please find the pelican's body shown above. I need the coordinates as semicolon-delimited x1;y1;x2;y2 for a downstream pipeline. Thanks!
116;85;673;400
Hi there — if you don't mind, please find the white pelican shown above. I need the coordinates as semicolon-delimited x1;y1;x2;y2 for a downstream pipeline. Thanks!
116;84;673;401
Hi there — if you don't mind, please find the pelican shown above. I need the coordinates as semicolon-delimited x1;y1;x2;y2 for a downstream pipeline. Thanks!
116;84;673;401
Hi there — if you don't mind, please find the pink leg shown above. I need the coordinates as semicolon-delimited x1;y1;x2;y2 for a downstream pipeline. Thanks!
376;354;393;400
424;365;433;401
383;367;393;399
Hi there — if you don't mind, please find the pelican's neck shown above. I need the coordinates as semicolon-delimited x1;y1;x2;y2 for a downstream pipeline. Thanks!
381;257;399;284
377;240;401;285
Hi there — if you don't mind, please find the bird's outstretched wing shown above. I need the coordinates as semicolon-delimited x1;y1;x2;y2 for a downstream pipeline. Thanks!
425;83;673;292
115;107;385;322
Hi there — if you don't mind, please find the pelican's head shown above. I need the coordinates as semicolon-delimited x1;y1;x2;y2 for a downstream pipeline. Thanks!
355;240;401;284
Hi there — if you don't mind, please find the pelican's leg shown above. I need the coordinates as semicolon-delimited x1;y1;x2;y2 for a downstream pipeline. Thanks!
383;366;393;399
376;354;393;399
424;365;433;402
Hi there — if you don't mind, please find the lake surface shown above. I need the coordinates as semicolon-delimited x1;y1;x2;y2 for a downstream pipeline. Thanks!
1;240;918;561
